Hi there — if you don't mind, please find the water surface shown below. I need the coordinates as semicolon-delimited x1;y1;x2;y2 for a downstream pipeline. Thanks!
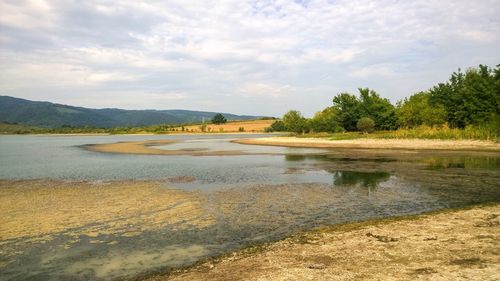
0;134;499;281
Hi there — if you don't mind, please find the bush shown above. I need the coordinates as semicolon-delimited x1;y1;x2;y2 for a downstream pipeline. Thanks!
357;117;375;133
283;110;309;134
265;120;286;132
199;124;207;132
238;127;245;132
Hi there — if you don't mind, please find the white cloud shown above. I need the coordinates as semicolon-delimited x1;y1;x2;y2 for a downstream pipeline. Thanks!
239;83;295;98
0;0;499;115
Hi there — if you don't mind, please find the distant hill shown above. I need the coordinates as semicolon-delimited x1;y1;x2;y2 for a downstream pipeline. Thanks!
0;96;265;128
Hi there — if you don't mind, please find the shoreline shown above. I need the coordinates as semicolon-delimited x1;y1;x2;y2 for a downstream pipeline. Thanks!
0;132;273;137
84;140;252;156
144;203;500;281
84;136;500;157
233;136;500;152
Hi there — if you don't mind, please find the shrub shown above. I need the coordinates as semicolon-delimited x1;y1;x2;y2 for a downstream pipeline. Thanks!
238;127;245;132
283;110;309;134
265;120;286;132
357;117;375;133
199;124;207;132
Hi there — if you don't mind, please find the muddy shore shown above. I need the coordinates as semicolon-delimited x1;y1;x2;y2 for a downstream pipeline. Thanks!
146;204;500;281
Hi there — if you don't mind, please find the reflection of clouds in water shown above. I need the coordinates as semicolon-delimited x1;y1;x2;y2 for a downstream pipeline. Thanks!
2;136;500;280
154;139;329;155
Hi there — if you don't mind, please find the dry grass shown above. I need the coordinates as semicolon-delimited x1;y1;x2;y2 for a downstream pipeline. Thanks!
175;120;274;133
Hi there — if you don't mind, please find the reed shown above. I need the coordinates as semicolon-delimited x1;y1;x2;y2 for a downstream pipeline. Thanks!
375;124;499;142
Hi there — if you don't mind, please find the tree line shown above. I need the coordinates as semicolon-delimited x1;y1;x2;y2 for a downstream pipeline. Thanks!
267;64;499;136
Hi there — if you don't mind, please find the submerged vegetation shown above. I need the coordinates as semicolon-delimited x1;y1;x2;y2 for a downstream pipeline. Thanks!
267;64;500;141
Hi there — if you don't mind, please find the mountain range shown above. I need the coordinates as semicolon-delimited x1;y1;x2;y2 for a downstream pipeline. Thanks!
0;96;265;128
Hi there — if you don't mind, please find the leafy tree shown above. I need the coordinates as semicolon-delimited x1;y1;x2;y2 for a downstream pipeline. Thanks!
310;107;343;133
282;110;308;134
211;113;227;124
396;92;447;128
332;88;397;131
357;117;375;133
358;88;397;130
429;65;499;128
265;120;286;132
332;93;361;131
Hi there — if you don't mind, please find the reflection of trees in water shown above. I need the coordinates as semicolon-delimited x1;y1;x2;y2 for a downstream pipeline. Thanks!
424;156;500;170
332;171;390;188
285;154;308;161
331;171;390;199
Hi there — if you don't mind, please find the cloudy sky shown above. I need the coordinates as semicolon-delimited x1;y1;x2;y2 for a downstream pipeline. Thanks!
0;0;499;116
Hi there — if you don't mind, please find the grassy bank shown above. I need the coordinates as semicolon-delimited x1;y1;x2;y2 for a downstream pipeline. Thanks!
295;125;499;142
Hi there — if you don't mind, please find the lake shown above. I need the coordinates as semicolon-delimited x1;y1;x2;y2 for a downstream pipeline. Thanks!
0;134;499;281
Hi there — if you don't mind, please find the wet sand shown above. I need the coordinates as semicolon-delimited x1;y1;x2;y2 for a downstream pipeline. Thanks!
86;137;500;158
147;204;500;281
85;139;247;156
234;137;500;151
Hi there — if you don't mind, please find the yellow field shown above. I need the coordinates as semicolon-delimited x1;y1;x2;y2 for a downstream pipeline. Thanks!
174;119;274;133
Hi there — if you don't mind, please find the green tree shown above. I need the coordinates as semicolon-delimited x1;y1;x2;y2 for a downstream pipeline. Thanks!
282;110;308;134
265;120;286;132
357;117;375;133
332;93;361;131
211;113;227;124
310;107;343;132
396;92;447;128
332;88;397;131
429;65;499;128
358;88;397;130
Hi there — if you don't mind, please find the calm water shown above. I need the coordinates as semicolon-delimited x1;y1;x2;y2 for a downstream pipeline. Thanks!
0;134;499;281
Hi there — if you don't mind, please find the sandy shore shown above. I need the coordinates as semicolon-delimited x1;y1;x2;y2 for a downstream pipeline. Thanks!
85;140;248;156
234;137;500;151
146;204;500;281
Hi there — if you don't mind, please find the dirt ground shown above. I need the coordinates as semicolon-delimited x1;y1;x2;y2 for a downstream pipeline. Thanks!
234;137;500;151
148;204;500;281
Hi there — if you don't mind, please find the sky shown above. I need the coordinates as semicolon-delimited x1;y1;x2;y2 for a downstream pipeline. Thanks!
0;0;499;117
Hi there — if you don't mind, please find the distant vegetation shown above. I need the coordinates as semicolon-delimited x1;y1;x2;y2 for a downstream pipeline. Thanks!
0;96;264;128
267;64;499;141
211;113;227;124
0;119;275;135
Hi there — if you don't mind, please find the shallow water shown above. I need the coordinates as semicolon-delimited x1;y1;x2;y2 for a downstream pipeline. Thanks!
0;134;499;281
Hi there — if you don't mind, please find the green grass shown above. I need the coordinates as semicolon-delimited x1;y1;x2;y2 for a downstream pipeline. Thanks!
373;125;499;142
297;125;499;142
0;123;47;134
